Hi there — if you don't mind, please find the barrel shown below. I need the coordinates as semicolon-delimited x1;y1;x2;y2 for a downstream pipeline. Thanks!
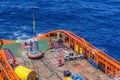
15;66;36;80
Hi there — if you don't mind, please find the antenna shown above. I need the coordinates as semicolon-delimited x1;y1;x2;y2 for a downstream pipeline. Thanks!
32;7;36;37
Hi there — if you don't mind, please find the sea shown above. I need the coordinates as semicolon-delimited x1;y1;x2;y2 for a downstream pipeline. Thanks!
0;0;120;61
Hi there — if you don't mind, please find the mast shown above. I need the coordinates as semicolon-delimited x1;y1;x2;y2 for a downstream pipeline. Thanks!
32;7;36;37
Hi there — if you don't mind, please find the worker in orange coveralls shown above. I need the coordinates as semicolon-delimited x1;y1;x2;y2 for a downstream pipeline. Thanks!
12;57;16;67
58;56;63;67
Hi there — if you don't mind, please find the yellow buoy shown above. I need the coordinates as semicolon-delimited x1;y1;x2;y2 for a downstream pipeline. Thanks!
15;66;36;80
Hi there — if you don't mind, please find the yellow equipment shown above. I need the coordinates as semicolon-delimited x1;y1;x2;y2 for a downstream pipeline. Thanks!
75;45;78;53
63;77;72;80
80;47;83;54
15;66;36;80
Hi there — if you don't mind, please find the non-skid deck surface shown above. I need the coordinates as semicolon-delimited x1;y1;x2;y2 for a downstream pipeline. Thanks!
1;38;49;57
30;49;111;80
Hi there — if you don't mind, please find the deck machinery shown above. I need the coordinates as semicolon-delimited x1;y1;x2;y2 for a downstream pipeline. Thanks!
0;30;120;80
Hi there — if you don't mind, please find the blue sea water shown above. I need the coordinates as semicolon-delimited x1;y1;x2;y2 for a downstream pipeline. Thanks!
0;0;120;61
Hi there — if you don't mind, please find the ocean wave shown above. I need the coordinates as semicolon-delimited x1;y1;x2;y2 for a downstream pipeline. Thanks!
13;31;21;36
36;33;42;36
17;34;31;40
0;19;4;22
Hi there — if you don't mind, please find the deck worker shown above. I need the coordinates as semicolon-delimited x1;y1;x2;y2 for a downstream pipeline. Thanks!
12;57;16;67
58;56;62;67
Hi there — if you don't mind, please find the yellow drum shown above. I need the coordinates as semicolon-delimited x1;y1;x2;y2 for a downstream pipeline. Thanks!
15;66;36;80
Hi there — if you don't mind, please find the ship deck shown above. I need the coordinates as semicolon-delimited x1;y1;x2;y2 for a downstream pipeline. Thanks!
30;49;111;80
1;38;112;80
